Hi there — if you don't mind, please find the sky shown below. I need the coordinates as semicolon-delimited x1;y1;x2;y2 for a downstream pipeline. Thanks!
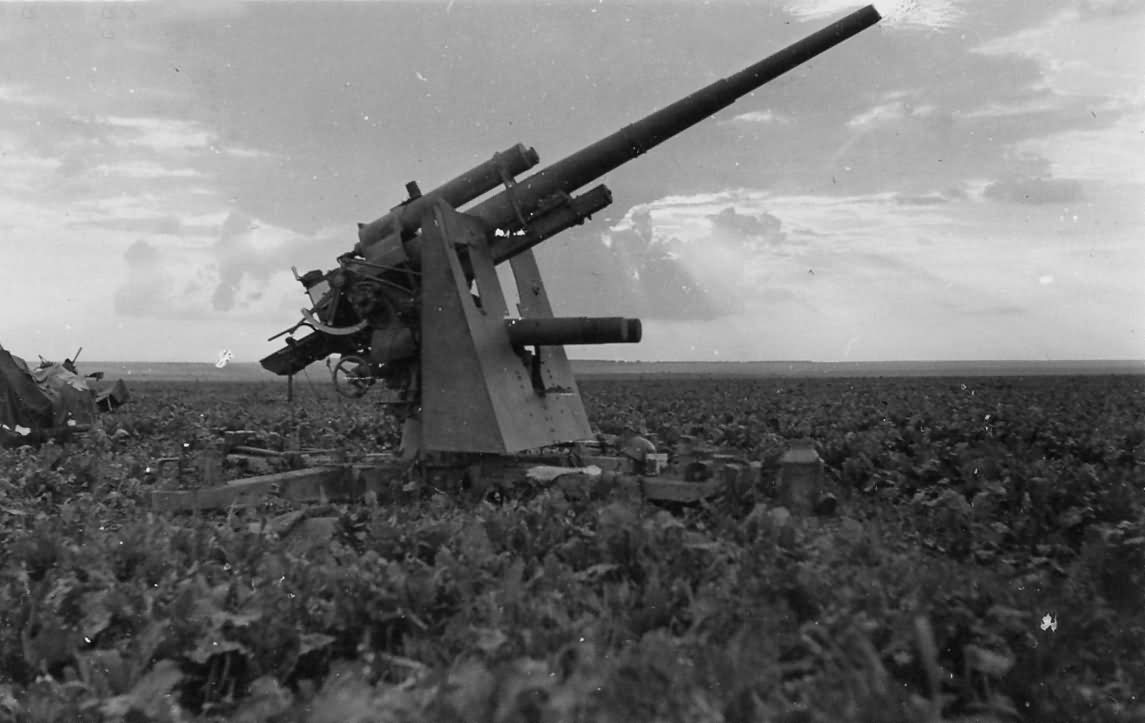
1;0;1142;364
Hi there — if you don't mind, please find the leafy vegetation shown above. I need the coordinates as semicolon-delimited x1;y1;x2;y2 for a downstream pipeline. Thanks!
1;375;1143;722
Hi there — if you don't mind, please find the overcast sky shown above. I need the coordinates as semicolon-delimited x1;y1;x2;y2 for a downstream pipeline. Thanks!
2;0;1142;364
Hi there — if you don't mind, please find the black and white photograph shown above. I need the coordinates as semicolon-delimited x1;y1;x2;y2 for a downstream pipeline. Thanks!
1;0;1142;720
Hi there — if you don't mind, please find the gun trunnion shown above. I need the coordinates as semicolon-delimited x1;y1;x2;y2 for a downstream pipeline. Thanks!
260;6;882;456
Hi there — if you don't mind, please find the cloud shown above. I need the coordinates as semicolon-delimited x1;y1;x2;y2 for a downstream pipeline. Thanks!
972;4;1145;101
1;73;296;323
725;110;792;125
596;206;729;320
0;77;310;328
872;0;967;30
1016;109;1145;184
0;84;55;107
104;116;213;153
983;176;1085;205
110;209;341;321
708;206;785;238
89;160;203;179
549;184;1140;360
204;212;342;314
114;239;213;320
847;99;936;129
1076;0;1145;19
4;1;1142;362
894;188;966;205
785;0;966;31
543;200;803;322
123;239;160;265
212;212;264;311
86;215;187;236
957;95;1067;120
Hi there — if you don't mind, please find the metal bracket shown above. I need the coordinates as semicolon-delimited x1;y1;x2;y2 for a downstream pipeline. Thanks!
494;150;529;229
299;309;369;336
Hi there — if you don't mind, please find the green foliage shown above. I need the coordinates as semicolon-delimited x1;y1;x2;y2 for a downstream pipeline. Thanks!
0;376;1142;721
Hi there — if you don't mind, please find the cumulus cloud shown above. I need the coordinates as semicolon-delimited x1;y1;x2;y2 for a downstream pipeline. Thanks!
212;213;261;311
111;210;343;322
546;202;799;321
203;212;342;314
0;76;299;323
557;186;1107;351
123;239;160;266
597;207;728;320
5;1;1142;362
114;239;212;320
983;176;1085;205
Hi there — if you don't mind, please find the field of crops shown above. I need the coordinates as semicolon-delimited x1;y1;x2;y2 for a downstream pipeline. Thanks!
1;374;1143;722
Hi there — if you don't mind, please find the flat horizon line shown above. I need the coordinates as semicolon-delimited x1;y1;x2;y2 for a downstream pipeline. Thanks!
80;358;1145;365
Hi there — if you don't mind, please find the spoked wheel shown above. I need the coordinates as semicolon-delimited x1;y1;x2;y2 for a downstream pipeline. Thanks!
331;355;376;398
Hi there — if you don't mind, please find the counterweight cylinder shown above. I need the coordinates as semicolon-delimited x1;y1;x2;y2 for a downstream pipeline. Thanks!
356;142;540;254
506;317;642;346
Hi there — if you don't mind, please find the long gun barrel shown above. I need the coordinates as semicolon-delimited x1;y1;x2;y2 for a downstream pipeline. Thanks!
261;6;881;380
354;4;881;268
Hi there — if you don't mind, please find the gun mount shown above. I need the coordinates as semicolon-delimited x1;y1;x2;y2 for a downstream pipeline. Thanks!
261;6;882;459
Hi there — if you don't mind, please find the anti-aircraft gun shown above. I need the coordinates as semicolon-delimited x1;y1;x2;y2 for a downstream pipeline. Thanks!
261;5;882;461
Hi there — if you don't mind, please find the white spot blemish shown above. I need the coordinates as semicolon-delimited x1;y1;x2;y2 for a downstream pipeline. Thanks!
1039;275;1054;286
1041;613;1057;632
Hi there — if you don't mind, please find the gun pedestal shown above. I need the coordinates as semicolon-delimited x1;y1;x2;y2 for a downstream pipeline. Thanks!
418;200;597;456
